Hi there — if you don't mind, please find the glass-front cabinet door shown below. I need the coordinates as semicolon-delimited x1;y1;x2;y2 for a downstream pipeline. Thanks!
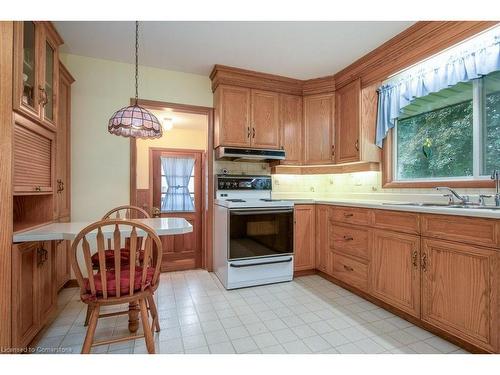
41;37;57;125
14;21;40;118
13;21;60;130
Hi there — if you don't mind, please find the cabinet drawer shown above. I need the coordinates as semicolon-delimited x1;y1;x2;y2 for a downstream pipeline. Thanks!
422;214;500;249
373;209;420;234
332;252;368;290
331;206;371;226
330;224;369;260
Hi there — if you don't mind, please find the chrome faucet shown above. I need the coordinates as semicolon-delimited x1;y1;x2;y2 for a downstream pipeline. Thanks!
491;169;500;206
436;187;470;205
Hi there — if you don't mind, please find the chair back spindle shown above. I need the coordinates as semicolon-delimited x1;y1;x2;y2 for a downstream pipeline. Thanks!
70;219;162;302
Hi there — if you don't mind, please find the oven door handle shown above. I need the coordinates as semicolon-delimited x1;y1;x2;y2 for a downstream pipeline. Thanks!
230;209;294;215
230;257;293;268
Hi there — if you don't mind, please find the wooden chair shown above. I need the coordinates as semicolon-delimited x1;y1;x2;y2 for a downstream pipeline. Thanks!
71;219;162;354
84;205;160;328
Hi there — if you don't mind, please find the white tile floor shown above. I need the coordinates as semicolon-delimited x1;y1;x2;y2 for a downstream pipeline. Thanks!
35;270;469;354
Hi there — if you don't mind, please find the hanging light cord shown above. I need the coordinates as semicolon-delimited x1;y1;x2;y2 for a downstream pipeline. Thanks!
134;20;139;105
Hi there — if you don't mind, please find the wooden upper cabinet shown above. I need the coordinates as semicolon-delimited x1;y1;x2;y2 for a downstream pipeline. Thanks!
421;239;498;352
335;79;380;164
370;230;421;318
55;63;74;219
294;205;315;271
303;93;334;164
214;85;251;148
13;114;55;194
335;79;361;163
214;85;281;149
279;94;303;164
251;90;280;149
13;21;62;131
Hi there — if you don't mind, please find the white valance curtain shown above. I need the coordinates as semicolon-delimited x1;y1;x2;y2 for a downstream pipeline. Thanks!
376;28;500;147
161;156;195;212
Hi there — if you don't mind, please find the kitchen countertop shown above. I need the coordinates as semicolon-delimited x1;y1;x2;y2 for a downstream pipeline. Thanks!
13;218;193;243
272;197;500;219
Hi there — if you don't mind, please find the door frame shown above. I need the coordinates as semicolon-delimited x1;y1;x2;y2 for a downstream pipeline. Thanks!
129;99;214;271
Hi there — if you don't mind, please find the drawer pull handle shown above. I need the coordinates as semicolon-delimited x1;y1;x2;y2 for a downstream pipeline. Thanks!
412;250;418;269
421;253;427;272
343;235;353;241
343;264;354;272
34;186;42;192
343;213;354;218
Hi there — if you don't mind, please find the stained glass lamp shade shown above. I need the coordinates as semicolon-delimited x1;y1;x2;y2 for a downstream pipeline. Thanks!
107;21;162;139
108;104;162;138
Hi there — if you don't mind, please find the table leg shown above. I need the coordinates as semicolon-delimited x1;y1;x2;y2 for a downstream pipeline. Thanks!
128;301;140;333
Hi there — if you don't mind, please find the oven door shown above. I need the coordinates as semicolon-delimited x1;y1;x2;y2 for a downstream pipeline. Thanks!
228;208;294;261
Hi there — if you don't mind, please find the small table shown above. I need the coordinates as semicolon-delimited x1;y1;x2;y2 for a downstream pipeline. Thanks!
13;217;193;333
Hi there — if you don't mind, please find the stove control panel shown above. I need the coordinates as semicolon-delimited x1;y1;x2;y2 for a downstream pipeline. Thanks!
216;175;272;191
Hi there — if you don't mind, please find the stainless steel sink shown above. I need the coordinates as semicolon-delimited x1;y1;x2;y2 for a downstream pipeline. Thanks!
383;202;500;210
382;202;450;207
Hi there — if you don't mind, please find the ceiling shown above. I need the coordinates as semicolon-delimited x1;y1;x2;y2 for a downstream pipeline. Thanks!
55;21;414;80
150;109;207;131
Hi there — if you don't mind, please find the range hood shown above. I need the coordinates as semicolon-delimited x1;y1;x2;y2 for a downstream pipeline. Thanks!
215;146;286;161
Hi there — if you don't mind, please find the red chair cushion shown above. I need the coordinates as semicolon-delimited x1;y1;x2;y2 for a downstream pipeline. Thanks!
91;248;145;269
83;266;155;299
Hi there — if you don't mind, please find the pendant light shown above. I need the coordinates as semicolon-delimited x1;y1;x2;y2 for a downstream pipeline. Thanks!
108;21;162;139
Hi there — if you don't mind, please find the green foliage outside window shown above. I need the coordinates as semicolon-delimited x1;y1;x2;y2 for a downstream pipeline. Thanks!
395;71;500;181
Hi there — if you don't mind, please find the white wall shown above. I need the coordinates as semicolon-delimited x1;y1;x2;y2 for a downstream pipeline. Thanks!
60;54;213;221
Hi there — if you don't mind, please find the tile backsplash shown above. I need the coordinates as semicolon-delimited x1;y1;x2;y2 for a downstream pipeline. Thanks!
271;171;496;201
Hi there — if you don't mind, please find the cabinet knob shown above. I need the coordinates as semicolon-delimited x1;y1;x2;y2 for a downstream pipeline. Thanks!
247;127;251;138
252;127;255;139
355;139;359;151
34;186;41;192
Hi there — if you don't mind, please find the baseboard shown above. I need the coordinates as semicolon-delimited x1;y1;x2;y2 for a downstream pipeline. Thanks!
315;270;491;354
294;269;317;277
63;279;79;289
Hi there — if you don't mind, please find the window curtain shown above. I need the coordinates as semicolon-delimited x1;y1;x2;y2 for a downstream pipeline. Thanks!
161;157;195;212
376;30;500;148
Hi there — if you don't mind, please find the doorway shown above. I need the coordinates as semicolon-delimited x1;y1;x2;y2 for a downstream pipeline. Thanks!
129;99;214;272
151;149;203;271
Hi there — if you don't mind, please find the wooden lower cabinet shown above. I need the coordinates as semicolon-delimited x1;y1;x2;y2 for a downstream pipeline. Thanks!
421;238;499;352
294;205;315;271
370;229;421;318
12;241;56;348
331;252;368;291
54;239;71;291
315;205;330;272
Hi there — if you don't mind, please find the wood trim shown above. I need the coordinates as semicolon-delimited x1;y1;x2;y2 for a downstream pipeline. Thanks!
210;64;304;96
315;270;490;353
334;21;498;89
294;269;317;277
271;161;379;175
0;21;13;351
129;99;214;272
302;75;335;95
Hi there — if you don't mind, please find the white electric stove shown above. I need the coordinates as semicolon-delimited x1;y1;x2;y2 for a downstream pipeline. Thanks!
213;175;294;289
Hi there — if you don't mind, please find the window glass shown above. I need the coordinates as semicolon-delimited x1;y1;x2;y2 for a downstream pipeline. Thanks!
396;81;473;180
483;70;500;175
160;156;195;212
